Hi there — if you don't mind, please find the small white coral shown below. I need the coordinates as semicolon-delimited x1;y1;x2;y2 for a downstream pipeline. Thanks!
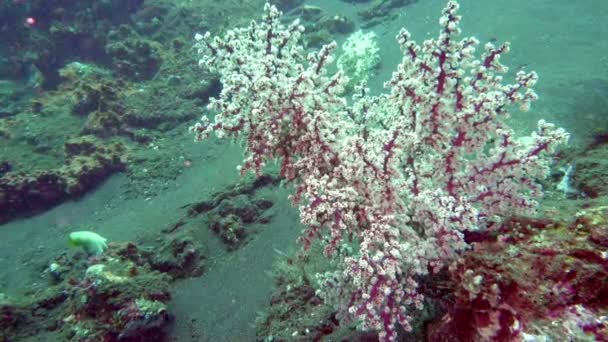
337;30;381;89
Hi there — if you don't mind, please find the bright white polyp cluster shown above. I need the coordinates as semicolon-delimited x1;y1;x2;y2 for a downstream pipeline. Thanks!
190;1;569;341
337;30;381;89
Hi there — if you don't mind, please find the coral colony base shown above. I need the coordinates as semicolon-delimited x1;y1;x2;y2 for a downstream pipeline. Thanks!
191;1;569;341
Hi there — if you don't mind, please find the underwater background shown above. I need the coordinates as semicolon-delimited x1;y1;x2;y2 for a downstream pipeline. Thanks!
0;0;607;341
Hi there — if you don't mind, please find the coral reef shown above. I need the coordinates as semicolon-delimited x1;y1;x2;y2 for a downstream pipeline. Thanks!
572;142;608;198
256;253;340;341
289;6;355;49
174;174;278;250
190;2;568;339
359;0;417;27
105;25;163;81
0;0;275;223
337;30;381;90
146;237;205;279
0;0;144;88
0;240;180;341
0;136;126;223
428;211;608;340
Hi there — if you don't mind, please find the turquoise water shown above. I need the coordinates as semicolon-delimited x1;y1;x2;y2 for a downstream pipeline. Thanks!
0;0;607;341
